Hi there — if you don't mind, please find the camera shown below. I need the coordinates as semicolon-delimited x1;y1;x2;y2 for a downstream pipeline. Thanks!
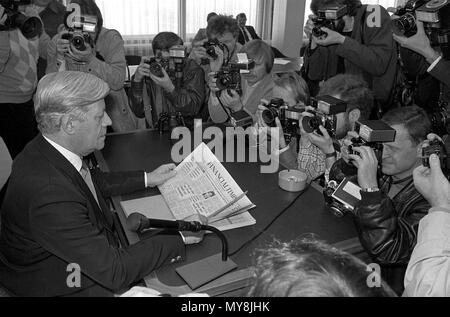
0;0;43;39
262;98;304;142
393;0;428;37
312;4;347;38
202;38;226;60
215;60;254;96
158;112;185;134
348;120;397;161
416;0;450;58
145;57;168;78
323;178;362;218
422;139;450;172
301;96;347;138
428;106;450;136
62;14;97;52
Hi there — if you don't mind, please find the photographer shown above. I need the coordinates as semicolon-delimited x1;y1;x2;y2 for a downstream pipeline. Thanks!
129;32;205;129
331;106;431;294
46;0;137;132
0;1;50;159
393;20;450;107
208;39;275;124
259;74;373;183
303;0;397;108
405;135;450;297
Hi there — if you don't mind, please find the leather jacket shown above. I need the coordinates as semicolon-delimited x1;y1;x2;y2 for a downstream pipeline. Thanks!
330;159;429;293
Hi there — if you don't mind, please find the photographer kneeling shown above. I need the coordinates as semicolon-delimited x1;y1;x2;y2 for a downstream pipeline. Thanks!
208;39;275;124
130;32;205;130
329;106;432;294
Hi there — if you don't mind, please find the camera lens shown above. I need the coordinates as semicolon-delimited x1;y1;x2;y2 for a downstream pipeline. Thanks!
262;109;277;127
72;35;87;51
15;13;43;39
393;13;417;37
302;116;321;134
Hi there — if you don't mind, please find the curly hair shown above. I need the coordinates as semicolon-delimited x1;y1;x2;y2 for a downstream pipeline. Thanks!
206;14;240;39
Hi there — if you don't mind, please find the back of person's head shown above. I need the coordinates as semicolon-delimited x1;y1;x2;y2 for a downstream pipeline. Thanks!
382;106;432;145
241;40;274;74
274;72;310;106
207;14;240;39
207;12;218;22
311;0;362;16
34;71;110;135
248;238;396;297
318;74;374;120
69;0;103;39
152;32;183;52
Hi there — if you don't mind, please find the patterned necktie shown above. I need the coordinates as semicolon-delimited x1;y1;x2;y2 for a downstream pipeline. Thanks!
80;161;100;207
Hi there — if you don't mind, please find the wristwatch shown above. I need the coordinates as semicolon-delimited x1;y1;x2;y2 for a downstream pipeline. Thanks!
362;187;380;193
325;151;337;159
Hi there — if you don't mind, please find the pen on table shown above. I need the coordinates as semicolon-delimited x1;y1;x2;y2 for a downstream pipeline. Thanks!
208;191;248;220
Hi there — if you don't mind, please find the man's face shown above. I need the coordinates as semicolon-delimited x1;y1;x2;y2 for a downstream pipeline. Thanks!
381;124;421;177
74;100;112;156
211;31;237;54
322;94;359;140
237;16;247;28
242;58;268;86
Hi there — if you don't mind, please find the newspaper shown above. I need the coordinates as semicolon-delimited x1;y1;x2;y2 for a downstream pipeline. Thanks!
158;143;256;227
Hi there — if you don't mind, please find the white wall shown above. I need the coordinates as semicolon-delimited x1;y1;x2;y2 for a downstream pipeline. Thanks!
272;0;306;57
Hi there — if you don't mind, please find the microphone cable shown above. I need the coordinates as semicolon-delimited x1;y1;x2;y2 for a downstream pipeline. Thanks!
228;187;308;257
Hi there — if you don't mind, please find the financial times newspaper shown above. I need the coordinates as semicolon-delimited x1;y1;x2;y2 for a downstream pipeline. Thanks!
158;143;256;228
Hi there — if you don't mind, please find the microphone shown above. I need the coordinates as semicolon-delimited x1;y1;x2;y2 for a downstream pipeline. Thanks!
127;213;229;261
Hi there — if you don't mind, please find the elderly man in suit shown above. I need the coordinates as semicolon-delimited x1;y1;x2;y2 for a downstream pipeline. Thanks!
0;71;205;297
236;13;260;46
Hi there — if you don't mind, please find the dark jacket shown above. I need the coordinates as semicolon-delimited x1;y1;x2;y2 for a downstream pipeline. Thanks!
0;135;185;297
129;58;205;128
329;159;429;294
303;5;397;104
238;26;261;45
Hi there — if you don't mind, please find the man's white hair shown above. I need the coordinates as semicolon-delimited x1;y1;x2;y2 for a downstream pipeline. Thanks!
34;71;110;134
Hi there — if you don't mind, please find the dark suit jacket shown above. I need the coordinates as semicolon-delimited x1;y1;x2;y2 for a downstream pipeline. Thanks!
0;135;185;297
238;26;260;45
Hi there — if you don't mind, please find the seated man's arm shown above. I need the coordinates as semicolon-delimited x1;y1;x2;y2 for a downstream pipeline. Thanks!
163;61;206;117
30;184;185;293
354;189;429;265
91;169;146;197
335;5;395;76
404;210;450;297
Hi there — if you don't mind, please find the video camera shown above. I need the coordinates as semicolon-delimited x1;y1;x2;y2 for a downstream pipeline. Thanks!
311;4;347;38
261;98;305;142
348;120;397;162
62;13;98;52
394;0;450;58
301;96;347;138
0;0;43;39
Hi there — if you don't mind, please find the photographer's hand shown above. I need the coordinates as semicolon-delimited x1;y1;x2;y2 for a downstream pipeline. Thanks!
220;90;243;112
134;56;151;82
67;41;95;63
393;20;440;64
190;39;208;65
349;146;379;190
309;125;334;155
0;5;7;26
314;27;346;46
55;31;71;59
210;46;224;72
150;67;175;93
414;154;450;211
